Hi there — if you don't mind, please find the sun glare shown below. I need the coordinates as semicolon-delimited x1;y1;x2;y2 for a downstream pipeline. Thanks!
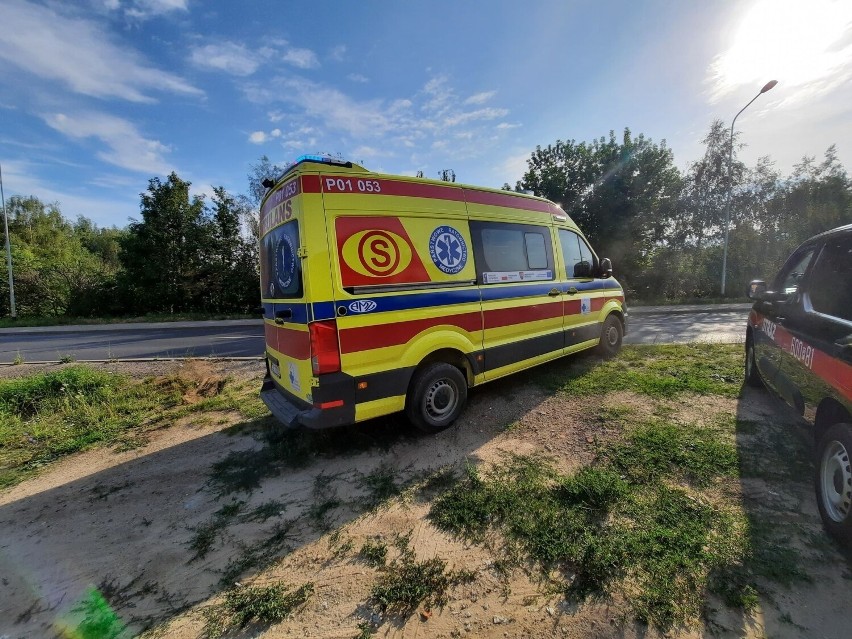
710;0;852;100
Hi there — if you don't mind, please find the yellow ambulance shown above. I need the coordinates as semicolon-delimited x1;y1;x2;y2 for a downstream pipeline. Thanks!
259;155;627;433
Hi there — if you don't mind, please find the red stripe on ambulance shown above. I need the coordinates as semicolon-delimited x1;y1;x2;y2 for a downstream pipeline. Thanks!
339;312;482;354
265;323;311;360
318;175;565;216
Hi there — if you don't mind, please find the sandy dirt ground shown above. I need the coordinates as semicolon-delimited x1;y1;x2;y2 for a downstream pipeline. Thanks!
1;360;851;639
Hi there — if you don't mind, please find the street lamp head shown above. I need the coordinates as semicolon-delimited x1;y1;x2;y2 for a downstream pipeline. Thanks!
760;80;778;93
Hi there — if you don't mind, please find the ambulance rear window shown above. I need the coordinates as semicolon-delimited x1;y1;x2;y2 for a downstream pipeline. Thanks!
260;220;303;299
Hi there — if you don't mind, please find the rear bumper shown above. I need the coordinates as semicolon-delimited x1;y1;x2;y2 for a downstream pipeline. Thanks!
260;376;353;429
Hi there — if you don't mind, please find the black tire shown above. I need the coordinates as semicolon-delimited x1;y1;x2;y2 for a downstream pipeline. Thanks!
815;423;852;544
405;362;468;434
596;314;623;358
744;337;763;387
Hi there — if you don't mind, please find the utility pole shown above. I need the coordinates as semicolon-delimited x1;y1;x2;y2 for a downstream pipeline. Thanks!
0;162;16;318
721;80;777;296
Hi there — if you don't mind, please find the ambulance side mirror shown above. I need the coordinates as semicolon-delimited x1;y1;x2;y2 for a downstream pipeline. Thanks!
599;258;613;278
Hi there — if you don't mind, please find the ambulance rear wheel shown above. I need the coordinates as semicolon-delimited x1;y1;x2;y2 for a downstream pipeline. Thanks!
406;363;467;434
597;314;623;358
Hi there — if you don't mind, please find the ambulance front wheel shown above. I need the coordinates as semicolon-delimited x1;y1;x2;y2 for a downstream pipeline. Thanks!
406;363;468;434
597;314;623;358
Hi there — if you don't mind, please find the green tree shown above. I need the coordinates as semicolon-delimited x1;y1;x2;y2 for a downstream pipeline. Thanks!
0;196;115;317
517;128;681;290
119;172;207;313
199;187;259;312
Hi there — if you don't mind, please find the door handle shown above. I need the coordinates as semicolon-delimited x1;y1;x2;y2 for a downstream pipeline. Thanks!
548;288;561;297
566;287;578;295
274;309;293;324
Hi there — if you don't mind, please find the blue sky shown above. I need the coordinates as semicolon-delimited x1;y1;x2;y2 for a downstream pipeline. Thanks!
1;0;851;228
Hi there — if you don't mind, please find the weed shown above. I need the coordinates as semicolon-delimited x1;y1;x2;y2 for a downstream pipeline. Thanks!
215;501;245;519
58;353;76;364
188;500;244;561
202;582;313;637
243;500;286;523
219;519;298;585
360;463;402;506
308;473;342;531
355;620;375;639
418;467;458;498
359;538;388;567
369;547;474;616
12;350;24;365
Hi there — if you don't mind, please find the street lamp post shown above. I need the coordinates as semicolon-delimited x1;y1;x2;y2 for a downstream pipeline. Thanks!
720;79;777;296
0;162;16;318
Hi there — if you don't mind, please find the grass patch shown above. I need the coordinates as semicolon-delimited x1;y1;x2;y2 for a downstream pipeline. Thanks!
534;344;743;398
0;364;260;488
429;411;802;631
202;582;313;638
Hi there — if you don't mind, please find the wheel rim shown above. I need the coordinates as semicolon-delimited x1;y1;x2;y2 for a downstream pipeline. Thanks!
605;324;619;347
820;439;852;522
425;379;457;421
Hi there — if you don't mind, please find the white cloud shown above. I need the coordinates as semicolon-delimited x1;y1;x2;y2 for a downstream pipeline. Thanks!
248;131;268;144
348;73;369;83
0;0;201;102
496;122;522;130
109;0;189;20
444;107;509;127
190;42;260;76
271;128;282;138
243;74;515;166
464;91;496;105
329;45;346;61
44;112;172;174
283;47;320;69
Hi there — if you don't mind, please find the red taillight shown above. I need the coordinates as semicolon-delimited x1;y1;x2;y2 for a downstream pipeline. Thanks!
309;319;340;375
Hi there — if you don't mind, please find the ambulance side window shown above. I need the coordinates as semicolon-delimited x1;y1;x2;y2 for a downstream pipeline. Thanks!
471;221;554;284
559;229;595;279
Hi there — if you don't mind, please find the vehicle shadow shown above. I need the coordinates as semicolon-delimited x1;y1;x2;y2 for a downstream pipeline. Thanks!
0;363;560;638
710;384;852;638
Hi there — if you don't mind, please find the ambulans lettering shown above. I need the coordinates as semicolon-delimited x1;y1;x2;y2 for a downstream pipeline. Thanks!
429;226;467;275
260;199;294;236
761;317;777;340
259;177;300;236
790;336;815;369
324;178;382;193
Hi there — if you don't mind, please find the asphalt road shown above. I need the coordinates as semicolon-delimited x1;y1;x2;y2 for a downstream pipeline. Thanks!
0;307;750;364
